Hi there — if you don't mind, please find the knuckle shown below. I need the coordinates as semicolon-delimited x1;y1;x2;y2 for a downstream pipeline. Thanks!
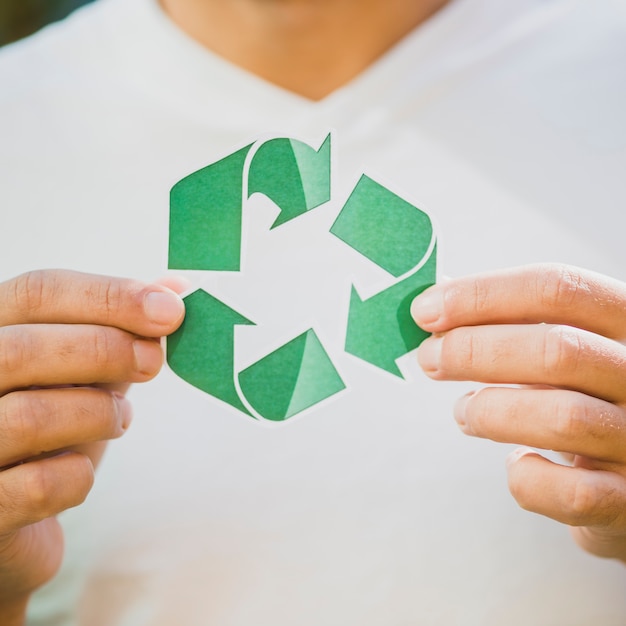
471;279;492;316
91;326;115;368
541;325;582;376
536;264;586;311
0;480;16;525
551;395;589;443
569;476;602;524
0;392;41;453
10;270;49;316
22;462;55;517
23;455;94;520
565;475;624;528
447;330;479;372
92;279;125;324
0;327;32;374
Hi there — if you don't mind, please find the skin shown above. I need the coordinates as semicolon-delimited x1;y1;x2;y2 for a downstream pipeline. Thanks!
0;270;185;624
411;264;626;563
159;0;450;100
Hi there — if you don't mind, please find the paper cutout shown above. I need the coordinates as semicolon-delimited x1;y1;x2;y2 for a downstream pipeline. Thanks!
330;177;436;376
239;329;346;422
345;245;436;377
166;292;344;422
169;144;252;271
167;134;436;422
169;135;331;272
330;175;432;278
248;136;331;228
166;289;254;416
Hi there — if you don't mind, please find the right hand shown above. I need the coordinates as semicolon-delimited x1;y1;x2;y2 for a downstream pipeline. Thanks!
0;269;184;618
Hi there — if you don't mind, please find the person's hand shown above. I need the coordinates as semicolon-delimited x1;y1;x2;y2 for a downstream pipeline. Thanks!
0;269;184;622
411;264;626;562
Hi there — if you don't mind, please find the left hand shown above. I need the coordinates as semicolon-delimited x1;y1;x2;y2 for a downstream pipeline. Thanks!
411;263;626;562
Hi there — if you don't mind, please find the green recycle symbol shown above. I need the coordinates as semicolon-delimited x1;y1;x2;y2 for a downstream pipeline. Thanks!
167;134;436;422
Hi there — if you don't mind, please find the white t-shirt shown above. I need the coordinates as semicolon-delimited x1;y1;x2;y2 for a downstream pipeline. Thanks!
1;0;625;623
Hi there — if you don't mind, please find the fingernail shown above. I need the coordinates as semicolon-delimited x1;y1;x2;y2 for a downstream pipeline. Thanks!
133;339;163;376
144;290;184;326
112;392;133;431
411;288;444;326
417;336;442;374
453;392;472;429
506;447;533;468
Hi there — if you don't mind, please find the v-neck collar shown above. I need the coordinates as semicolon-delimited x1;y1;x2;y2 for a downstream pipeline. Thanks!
103;0;566;130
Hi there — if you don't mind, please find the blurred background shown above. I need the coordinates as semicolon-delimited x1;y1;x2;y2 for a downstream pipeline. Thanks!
0;0;94;47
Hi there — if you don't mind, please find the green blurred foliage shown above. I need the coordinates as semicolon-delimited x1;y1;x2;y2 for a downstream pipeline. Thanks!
0;0;94;46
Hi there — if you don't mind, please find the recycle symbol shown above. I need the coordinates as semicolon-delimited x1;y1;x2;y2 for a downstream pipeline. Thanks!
167;134;436;422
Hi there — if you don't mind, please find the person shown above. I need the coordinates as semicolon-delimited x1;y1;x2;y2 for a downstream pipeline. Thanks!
1;0;626;624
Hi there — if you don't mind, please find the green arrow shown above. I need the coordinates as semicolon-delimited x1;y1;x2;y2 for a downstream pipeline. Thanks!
330;175;432;278
248;134;331;228
169;144;253;271
345;244;436;377
238;329;345;421
167;289;254;416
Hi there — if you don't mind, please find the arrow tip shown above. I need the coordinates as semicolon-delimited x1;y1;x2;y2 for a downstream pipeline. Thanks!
344;285;406;378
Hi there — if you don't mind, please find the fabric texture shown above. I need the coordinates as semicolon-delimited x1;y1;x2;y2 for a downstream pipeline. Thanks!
1;0;625;623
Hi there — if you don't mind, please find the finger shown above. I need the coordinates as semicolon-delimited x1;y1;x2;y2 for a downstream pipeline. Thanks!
456;387;626;462
69;441;108;470
0;324;163;394
0;452;94;535
570;525;626;560
506;448;626;529
154;274;192;294
418;324;626;404
0;270;185;337
0;388;131;468
411;264;626;339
